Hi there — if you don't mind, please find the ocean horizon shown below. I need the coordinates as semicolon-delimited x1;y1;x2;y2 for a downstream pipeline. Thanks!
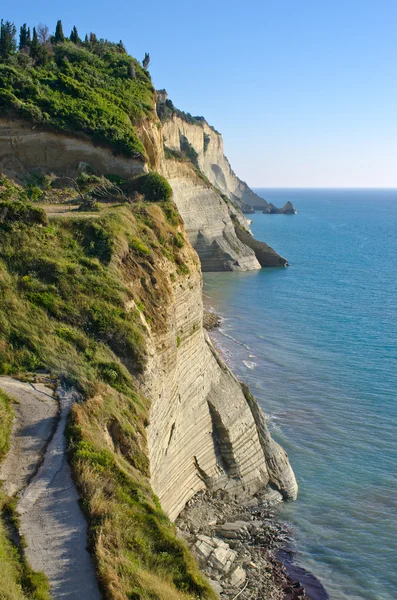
204;188;397;600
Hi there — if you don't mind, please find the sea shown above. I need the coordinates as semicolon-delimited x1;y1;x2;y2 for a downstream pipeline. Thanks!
203;189;397;600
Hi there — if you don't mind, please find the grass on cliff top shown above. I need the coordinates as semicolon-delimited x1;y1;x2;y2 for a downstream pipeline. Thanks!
0;37;155;160
0;390;51;600
0;175;214;600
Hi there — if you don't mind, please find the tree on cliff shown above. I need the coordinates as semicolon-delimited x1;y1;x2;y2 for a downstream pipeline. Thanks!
19;23;31;50
30;27;39;59
117;40;126;53
54;20;65;44
34;24;52;65
70;25;81;45
142;52;150;69
0;20;17;59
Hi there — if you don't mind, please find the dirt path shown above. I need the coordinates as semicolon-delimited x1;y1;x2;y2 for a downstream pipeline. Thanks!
0;378;58;497
0;377;102;600
42;204;101;219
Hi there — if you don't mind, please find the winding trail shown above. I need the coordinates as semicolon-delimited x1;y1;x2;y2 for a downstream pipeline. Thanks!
0;377;101;600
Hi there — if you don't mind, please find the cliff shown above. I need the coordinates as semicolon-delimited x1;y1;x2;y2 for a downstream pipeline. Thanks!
0;171;297;600
161;109;294;214
142;240;296;520
0;36;297;599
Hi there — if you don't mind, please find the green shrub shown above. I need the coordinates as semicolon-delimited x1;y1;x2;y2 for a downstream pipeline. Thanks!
0;200;48;229
172;232;184;248
73;221;114;263
132;173;172;203
161;202;179;226
129;237;151;256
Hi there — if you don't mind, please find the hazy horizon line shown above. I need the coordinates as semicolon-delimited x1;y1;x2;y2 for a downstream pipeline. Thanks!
251;186;397;190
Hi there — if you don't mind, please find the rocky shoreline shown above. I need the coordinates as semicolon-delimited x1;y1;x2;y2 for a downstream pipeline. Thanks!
177;490;329;600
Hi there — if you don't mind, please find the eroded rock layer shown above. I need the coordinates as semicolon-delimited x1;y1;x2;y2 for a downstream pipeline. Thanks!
162;160;261;271
143;252;297;520
0;118;146;180
162;114;270;212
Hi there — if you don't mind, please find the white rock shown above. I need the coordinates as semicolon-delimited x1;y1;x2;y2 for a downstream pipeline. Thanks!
228;566;246;587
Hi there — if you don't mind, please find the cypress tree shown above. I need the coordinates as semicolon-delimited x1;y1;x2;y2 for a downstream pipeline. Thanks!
70;25;80;44
19;23;29;49
117;40;126;53
30;27;39;60
54;20;65;44
0;19;17;59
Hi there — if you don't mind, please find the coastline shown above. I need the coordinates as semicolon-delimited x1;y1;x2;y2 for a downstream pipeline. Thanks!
200;306;329;600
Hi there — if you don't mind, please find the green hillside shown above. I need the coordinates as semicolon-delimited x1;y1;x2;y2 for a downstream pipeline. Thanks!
0;20;155;159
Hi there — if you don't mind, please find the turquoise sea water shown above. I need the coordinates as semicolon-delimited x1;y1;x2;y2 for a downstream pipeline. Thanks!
203;189;397;600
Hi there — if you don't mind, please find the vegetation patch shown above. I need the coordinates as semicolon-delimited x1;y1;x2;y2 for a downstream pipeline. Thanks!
0;21;155;159
127;173;173;203
179;136;199;169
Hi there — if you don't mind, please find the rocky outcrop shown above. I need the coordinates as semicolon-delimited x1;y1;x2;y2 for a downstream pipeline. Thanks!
235;224;289;268
142;243;297;520
263;201;297;215
281;201;297;214
203;311;221;331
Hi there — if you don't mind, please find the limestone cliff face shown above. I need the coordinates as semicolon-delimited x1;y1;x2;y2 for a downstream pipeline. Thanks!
140;243;297;520
0;116;298;522
161;159;261;271
162;114;270;212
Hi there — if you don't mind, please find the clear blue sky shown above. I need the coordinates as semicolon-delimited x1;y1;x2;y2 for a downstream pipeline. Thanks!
3;1;397;187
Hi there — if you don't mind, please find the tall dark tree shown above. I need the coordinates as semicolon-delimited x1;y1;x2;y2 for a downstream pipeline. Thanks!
142;52;150;69
117;40;126;53
70;25;80;44
54;19;65;44
30;26;39;59
19;23;30;50
0;19;17;59
89;32;97;44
